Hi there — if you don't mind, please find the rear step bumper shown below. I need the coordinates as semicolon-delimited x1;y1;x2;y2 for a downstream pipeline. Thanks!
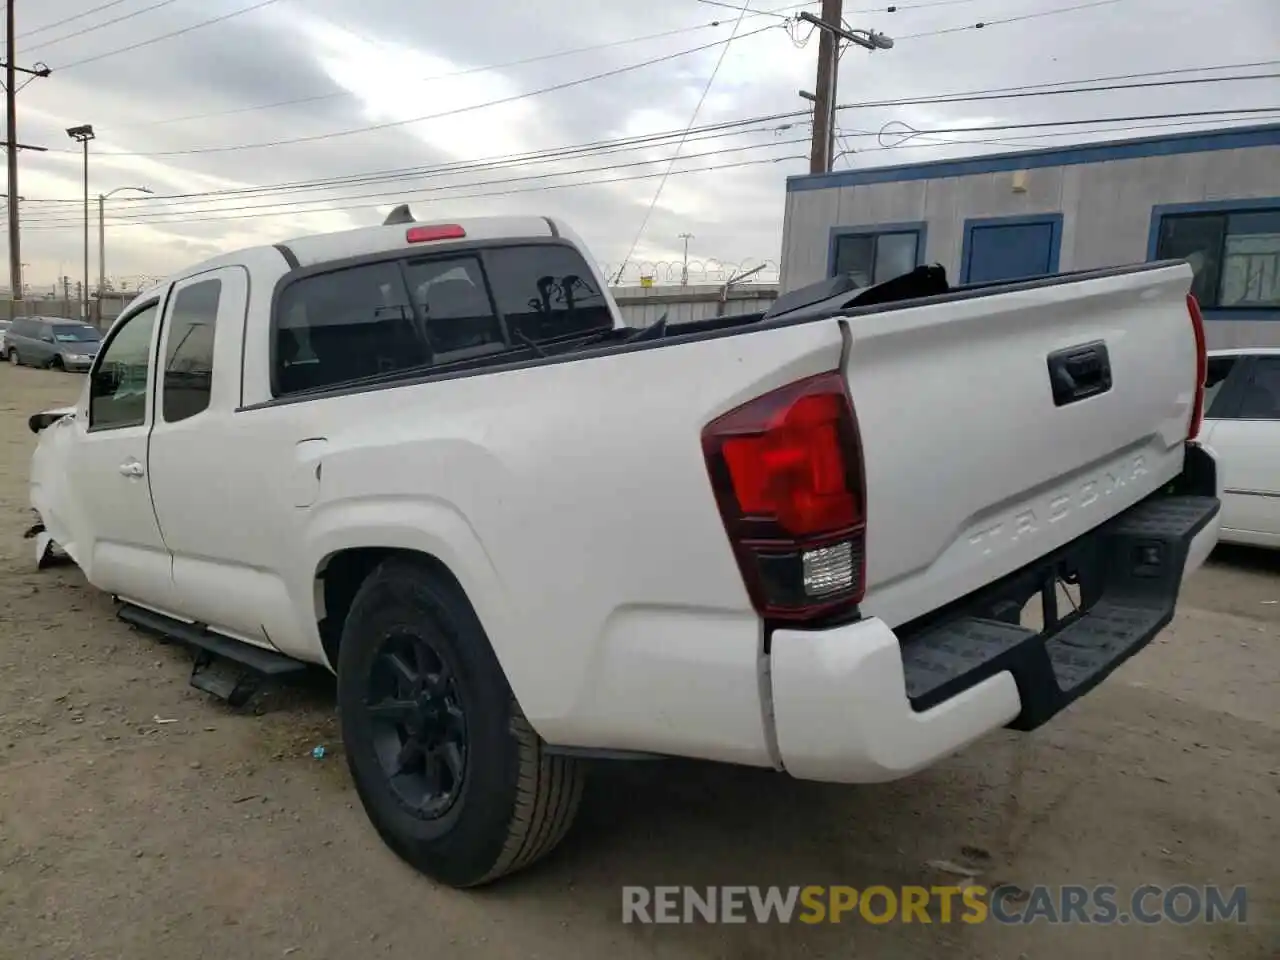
769;443;1221;784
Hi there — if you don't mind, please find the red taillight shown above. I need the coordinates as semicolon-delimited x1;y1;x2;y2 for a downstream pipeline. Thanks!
702;372;866;622
1187;293;1207;441
406;224;466;243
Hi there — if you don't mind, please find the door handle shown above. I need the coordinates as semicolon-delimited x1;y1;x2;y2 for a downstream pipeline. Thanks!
118;460;145;478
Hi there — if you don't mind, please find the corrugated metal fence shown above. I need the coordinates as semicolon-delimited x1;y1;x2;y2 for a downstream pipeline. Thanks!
610;283;779;327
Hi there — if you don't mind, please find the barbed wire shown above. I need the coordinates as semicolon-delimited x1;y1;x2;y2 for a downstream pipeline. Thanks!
599;258;781;285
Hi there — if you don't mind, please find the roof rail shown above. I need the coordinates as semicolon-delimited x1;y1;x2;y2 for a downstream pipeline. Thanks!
383;204;415;225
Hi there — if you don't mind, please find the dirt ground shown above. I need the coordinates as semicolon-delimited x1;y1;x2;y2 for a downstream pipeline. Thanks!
0;363;1275;960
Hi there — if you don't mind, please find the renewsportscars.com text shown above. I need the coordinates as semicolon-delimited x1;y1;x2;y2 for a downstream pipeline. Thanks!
621;884;1248;925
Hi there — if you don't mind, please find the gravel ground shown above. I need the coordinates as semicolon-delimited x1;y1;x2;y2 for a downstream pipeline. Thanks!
0;364;1276;960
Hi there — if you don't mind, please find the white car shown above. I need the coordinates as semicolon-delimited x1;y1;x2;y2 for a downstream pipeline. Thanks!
1201;348;1280;547
25;213;1220;887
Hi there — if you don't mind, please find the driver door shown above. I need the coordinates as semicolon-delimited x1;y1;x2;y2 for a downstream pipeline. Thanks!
65;296;179;611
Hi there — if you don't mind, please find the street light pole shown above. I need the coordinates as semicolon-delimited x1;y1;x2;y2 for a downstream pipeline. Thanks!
99;185;151;320
678;232;693;287
65;124;95;321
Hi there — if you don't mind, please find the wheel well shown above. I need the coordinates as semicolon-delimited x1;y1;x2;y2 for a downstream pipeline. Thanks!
315;547;466;670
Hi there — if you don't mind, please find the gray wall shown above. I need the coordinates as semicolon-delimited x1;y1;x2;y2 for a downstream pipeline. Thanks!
610;283;778;327
780;142;1280;349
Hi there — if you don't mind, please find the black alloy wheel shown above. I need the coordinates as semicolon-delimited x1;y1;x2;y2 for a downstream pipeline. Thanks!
365;632;468;819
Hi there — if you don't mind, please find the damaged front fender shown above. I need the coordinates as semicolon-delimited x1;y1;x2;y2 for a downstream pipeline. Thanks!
29;406;76;434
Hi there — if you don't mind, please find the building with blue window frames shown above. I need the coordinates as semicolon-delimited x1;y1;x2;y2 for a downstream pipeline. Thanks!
780;122;1280;349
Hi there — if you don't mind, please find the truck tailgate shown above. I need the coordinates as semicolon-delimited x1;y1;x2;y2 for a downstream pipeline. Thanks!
842;262;1199;628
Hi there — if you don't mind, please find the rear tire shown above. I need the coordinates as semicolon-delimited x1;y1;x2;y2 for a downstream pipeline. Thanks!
336;556;584;887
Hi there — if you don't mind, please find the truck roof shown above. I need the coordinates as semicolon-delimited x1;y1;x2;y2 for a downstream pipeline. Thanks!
146;214;567;291
281;215;560;267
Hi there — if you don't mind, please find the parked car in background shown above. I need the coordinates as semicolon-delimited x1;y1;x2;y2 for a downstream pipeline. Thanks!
6;317;101;371
0;319;11;359
1201;348;1280;547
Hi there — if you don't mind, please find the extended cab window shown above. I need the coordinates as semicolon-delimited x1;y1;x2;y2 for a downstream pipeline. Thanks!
485;245;613;341
90;303;158;430
270;243;612;398
403;257;502;357
163;279;221;423
276;261;426;396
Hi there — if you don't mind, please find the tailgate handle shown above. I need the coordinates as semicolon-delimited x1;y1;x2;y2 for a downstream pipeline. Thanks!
1047;341;1112;407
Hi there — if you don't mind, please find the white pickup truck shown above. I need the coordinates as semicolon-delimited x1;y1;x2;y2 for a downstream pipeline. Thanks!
26;212;1221;888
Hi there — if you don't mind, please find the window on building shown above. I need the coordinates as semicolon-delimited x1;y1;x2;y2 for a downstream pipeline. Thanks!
1155;207;1280;310
832;229;922;287
163;278;221;423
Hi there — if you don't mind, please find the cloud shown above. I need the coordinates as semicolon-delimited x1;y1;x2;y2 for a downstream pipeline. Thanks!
4;0;1276;292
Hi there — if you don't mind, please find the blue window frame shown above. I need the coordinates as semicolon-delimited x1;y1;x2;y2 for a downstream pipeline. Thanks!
959;214;1064;285
1148;198;1280;318
827;222;926;286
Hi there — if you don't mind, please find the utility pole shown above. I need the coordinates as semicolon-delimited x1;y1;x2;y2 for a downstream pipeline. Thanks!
4;3;51;303
807;0;840;174
798;6;894;174
678;233;693;287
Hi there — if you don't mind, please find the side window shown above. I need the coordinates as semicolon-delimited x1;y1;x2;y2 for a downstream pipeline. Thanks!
89;303;159;430
484;245;613;341
402;256;502;357
163;279;222;423
1238;358;1280;421
274;260;424;397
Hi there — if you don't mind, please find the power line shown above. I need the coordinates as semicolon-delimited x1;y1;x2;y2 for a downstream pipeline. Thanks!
18;0;136;40
17;108;1278;228
14;154;810;231
872;108;1280;136
121;10;799;129
614;0;753;283
25;117;799;205
23;64;1279;207
24;136;810;224
46;23;782;155
49;63;1280;164
54;0;288;70
898;0;1128;39
839;71;1280;111
25;0;184;53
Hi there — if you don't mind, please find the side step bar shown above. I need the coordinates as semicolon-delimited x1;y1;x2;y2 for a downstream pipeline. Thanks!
117;604;308;708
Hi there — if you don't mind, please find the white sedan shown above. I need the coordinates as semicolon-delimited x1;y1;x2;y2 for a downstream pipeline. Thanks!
1202;348;1280;547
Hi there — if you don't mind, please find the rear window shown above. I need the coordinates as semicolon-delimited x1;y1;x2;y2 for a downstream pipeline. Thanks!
273;242;612;397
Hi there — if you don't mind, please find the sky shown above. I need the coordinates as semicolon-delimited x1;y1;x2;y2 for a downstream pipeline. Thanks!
4;0;1278;293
